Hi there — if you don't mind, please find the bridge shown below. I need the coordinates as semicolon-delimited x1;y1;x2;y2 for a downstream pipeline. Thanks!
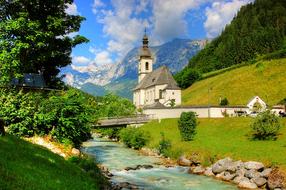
94;114;152;128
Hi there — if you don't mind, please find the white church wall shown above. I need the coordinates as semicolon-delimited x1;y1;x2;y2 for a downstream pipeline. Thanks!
143;106;249;119
164;89;181;106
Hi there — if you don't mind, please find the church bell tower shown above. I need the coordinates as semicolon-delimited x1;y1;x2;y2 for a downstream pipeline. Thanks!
138;31;153;83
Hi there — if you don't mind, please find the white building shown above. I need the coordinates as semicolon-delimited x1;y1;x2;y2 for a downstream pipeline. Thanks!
133;34;181;108
247;96;267;113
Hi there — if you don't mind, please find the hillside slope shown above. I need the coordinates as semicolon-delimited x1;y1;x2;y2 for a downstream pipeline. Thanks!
0;135;100;190
182;58;286;106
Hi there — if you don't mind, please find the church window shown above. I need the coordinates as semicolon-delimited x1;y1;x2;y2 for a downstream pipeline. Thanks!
152;78;155;82
145;62;149;70
172;92;175;95
159;90;163;99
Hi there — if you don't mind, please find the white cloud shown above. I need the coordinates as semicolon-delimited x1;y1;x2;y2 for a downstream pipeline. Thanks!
72;56;91;65
152;0;208;43
204;0;253;38
95;0;149;58
94;50;113;65
92;0;105;14
65;3;79;15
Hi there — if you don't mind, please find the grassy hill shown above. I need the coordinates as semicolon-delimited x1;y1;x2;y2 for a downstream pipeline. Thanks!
141;118;286;170
0;135;102;190
182;58;286;106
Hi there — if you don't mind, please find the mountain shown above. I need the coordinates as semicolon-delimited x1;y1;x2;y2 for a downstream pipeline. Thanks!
176;0;286;88
62;38;206;99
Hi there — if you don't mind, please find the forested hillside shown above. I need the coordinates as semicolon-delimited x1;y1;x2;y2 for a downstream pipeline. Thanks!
176;0;286;88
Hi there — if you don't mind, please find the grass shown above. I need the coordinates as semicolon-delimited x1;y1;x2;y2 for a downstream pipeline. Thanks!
141;118;286;169
182;58;286;106
0;135;101;190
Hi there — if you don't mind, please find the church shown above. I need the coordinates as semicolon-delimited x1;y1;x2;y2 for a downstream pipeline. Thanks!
133;34;181;108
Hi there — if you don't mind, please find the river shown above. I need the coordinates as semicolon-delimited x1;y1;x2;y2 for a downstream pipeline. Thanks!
82;135;238;190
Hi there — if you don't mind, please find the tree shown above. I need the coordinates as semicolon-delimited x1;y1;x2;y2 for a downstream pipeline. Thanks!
0;0;88;86
220;97;229;106
251;110;281;140
0;118;5;136
178;112;197;141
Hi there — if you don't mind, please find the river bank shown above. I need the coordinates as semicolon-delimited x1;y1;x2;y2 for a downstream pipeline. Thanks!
82;134;239;190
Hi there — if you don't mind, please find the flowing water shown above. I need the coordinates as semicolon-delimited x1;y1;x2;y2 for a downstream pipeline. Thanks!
82;135;238;190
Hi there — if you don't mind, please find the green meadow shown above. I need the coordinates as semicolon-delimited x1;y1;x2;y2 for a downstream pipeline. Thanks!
141;118;286;169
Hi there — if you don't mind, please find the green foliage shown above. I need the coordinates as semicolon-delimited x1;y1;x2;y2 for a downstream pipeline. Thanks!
220;97;229;106
0;89;92;147
119;127;150;149
0;89;44;137
179;0;286;89
97;127;122;140
178;112;197;141
158;132;172;157
175;68;201;89
0;0;88;86
251;110;281;140
95;94;136;118
37;89;92;147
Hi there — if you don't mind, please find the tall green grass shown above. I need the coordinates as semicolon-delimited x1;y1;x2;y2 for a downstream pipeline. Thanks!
0;135;101;190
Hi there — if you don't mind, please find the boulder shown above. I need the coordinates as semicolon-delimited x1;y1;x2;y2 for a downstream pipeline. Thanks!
191;166;205;175
267;169;284;189
238;178;258;189
212;157;233;174
233;176;248;184
177;156;191;166
227;160;244;173
245;169;261;179
204;167;215;176
141;165;153;169
71;148;80;156
251;177;267;187
221;172;237;181
244;161;264;171
236;168;247;177
261;168;272;178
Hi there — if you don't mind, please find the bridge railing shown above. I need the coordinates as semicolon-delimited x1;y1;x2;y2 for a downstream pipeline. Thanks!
98;114;154;121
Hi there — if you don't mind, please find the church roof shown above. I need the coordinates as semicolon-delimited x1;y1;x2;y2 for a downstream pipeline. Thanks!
134;66;181;91
139;47;152;57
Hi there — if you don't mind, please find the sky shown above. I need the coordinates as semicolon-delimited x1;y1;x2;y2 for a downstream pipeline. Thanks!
66;0;253;73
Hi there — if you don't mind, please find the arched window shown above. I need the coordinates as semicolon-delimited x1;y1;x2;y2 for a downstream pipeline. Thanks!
145;62;149;70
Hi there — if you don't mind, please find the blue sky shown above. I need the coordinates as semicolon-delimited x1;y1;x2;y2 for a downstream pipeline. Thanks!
65;0;253;73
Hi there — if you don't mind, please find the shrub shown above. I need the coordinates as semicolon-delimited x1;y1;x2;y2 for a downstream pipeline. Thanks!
251;110;281;140
175;68;201;89
119;127;150;149
220;97;229;106
38;89;91;147
178;112;197;141
158;132;172;157
97;127;122;140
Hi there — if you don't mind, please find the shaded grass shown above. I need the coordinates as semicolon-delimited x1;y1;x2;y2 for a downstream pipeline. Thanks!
0;135;100;190
141;118;286;169
182;58;286;106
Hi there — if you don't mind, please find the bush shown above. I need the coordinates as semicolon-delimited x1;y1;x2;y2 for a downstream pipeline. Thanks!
251;110;281;140
175;68;201;89
178;112;197;141
158;132;172;157
220;97;229;106
97;127;122;140
119;127;150;149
